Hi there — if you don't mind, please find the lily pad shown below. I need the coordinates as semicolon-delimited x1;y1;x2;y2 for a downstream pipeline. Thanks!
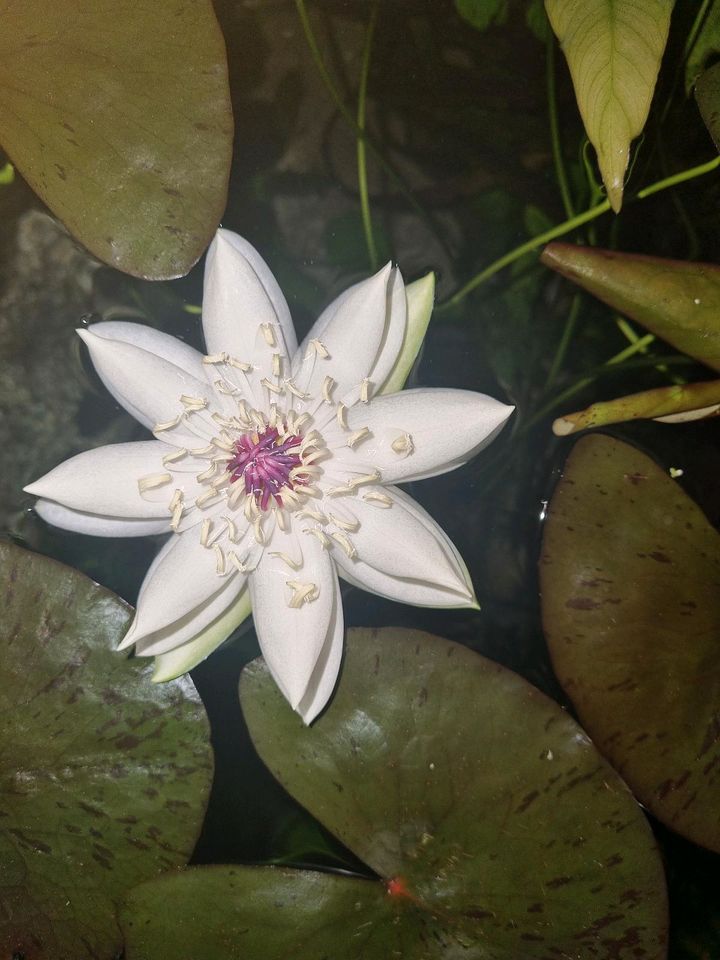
0;540;213;959
542;242;720;371
124;627;667;958
540;436;720;852
0;0;232;279
545;0;672;211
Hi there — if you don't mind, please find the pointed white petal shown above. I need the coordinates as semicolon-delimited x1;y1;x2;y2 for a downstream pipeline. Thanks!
331;486;476;608
151;588;253;681
33;500;170;537
24;441;192;517
248;528;335;710
202;229;296;370
87;321;206;380
121;531;243;646
380;271;434;395
366;266;408;393
332;388;513;484
292;263;394;400
78;329;219;442
296;579;343;724
134;577;247;656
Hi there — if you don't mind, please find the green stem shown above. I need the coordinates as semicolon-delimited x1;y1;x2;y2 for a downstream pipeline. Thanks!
545;293;580;390
440;154;720;312
357;2;379;270
547;33;574;220
294;0;449;255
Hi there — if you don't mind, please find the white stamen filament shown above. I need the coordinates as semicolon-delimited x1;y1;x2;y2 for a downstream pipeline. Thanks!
362;490;393;507
138;473;172;494
285;378;309;400
328;511;359;532
170;502;184;531
200;519;213;546
309;338;329;358
261;323;276;346
276;509;289;532
213;543;226;575
190;444;216;457
181;394;208;411
168;489;183;512
296;507;327;523
222;515;240;542
253;517;266;545
347;426;370;449
244;494;260;521
286;580;319;608
154;415;182;432
228;357;252;371
196;489;223;508
214;379;239;396
347;470;381;490
304;527;331;549
162;448;188;466
211;435;235;453
331;531;357;559
197;463;218;482
269;550;301;571
261;377;283;395
321;376;335;403
360;379;371;403
336;402;348;429
272;354;282;376
228;551;248;573
228;485;245;510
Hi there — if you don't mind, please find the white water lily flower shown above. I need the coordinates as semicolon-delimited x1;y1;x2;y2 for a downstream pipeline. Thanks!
25;230;513;722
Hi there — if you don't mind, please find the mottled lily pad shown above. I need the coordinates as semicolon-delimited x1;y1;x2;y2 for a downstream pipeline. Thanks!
122;627;667;959
0;541;213;959
0;0;232;279
540;436;720;852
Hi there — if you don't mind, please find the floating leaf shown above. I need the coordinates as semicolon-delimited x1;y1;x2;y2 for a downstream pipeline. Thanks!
553;378;720;435
0;541;213;958
545;0;672;211
542;242;720;370
696;61;720;154
123;628;668;958
0;0;232;279
540;436;720;852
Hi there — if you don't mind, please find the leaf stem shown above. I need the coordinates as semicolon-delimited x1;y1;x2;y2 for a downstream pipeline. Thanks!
547;33;574;220
440;155;720;311
357;2;379;270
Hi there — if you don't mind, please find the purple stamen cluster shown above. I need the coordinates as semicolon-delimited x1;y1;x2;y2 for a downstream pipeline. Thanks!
228;426;304;510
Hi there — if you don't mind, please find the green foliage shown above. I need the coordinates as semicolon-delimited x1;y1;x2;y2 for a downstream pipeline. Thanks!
545;0;673;211
0;542;213;958
455;0;508;31
696;61;720;153
686;2;720;94
541;436;720;852
0;0;232;279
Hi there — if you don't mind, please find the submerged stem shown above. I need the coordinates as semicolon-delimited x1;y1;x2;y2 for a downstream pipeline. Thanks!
357;2;379;270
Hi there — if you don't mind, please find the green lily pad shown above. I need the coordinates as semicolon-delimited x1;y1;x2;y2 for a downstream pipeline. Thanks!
540;436;720;852
0;0;232;279
0;541;213;958
541;243;720;371
123;627;667;958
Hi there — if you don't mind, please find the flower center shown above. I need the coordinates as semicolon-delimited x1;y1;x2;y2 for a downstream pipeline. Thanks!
228;425;305;511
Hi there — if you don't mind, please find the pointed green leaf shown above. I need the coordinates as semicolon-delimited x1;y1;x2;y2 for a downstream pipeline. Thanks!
455;0;508;32
146;627;670;959
0;541;213;958
540;436;720;852
542;242;720;370
545;0;672;211
696;61;720;154
686;5;720;94
0;0;232;279
381;272;435;395
151;588;252;682
553;378;720;435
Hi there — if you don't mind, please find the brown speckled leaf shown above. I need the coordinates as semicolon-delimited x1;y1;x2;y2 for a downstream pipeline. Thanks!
0;541;213;959
0;0;232;279
129;628;669;959
540;436;720;852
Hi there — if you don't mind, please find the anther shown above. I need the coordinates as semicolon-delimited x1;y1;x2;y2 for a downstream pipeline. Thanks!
222;516;240;542
162;448;188;466
203;352;229;364
309;338;329;358
304;527;331;549
200;519;213;546
336;402;348;429
360;379;371;403
286;580;319;608
211;435;235;453
285;378;310;400
213;543;226;575
362;490;393;508
330;531;357;559
253;517;266;545
328;512;359;532
196;488;223;508
391;433;414;455
170;502;184;531
269;550;301;571
153;415;182;433
228;357;252;371
321;376;335;403
190;444;216;457
272;354;282;377
168;489;183;512
180;394;208;411
260;377;283;395
196;463;218;482
227;551;248;574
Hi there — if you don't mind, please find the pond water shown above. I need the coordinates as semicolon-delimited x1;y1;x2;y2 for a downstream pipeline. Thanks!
1;1;719;956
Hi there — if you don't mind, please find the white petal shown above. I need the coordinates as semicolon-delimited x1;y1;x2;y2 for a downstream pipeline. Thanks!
296;581;343;724
151;588;253;681
330;486;476;608
381;271;435;395
248;527;336;710
328;388;513;484
78;329;219;443
34;500;170;537
134;578;247;656
292;263;394;401
87;321;206;380
202;230;296;373
121;531;243;646
24;441;192;517
366;266;408;393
